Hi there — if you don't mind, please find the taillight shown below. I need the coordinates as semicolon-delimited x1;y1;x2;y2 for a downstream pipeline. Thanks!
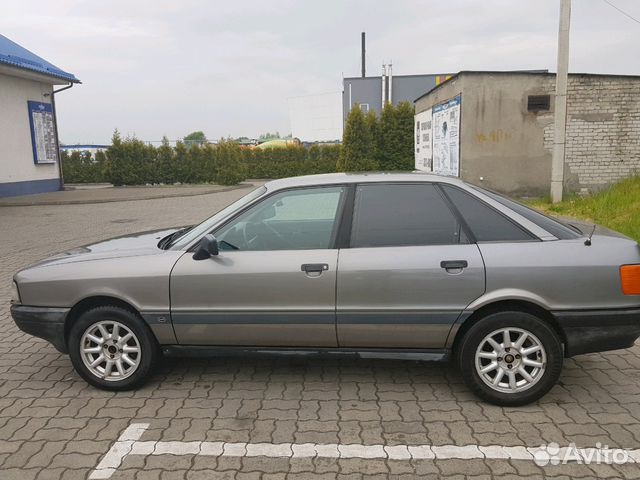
620;265;640;295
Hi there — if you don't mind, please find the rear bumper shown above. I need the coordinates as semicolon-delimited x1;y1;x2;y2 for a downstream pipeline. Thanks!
11;305;69;353
553;308;640;357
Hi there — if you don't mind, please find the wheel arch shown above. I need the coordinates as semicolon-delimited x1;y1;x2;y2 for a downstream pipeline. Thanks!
64;295;143;348
450;299;567;357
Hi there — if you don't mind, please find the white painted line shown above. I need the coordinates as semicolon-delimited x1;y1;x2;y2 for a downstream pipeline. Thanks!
89;423;149;479
90;423;640;479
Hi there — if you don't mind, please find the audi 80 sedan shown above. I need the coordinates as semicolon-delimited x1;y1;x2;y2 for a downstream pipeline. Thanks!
10;173;640;405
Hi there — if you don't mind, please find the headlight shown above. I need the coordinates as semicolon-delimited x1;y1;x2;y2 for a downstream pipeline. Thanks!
11;281;21;304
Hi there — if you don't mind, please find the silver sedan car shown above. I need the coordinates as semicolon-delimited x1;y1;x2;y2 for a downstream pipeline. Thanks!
11;173;640;405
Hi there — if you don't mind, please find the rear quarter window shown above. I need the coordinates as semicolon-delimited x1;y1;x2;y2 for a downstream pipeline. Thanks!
441;185;536;242
471;186;580;240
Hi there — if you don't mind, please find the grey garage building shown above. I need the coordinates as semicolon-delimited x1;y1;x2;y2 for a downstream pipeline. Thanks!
414;71;640;196
343;72;452;124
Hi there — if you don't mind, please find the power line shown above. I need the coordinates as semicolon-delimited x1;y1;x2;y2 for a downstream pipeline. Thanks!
602;0;640;25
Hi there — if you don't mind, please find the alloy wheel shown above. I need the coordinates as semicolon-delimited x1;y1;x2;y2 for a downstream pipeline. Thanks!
79;320;141;381
474;327;547;393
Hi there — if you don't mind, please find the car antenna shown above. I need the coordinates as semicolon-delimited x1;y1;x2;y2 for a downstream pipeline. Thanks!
584;224;596;246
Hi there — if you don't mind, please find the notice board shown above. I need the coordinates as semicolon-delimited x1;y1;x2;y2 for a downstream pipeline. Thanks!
27;101;58;164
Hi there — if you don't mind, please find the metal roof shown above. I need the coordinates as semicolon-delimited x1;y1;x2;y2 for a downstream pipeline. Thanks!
0;34;79;83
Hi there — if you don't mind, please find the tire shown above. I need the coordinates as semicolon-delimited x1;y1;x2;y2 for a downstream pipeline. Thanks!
457;310;563;406
68;305;158;391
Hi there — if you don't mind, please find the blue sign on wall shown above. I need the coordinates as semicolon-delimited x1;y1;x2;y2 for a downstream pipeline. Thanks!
27;101;58;165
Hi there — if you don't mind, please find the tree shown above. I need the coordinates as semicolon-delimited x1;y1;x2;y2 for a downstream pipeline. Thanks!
259;131;280;141
183;131;207;146
377;101;415;170
215;139;247;185
338;106;378;172
364;109;379;166
157;136;175;184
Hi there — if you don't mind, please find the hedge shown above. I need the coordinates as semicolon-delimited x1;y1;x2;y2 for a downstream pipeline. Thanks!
62;103;413;186
62;135;341;186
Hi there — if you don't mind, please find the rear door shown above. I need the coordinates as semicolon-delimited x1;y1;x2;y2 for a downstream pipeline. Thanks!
336;183;485;348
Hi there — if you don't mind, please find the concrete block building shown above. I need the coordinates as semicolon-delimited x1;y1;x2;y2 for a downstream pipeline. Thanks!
414;71;640;196
0;34;80;197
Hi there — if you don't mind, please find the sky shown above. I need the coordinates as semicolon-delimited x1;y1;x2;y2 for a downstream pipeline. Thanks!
1;0;639;144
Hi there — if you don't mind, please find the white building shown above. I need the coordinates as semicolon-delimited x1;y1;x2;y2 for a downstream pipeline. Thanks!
288;91;343;142
60;144;109;159
0;34;80;197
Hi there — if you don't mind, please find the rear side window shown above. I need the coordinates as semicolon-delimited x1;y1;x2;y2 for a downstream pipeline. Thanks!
472;187;580;240
441;185;535;242
351;184;467;248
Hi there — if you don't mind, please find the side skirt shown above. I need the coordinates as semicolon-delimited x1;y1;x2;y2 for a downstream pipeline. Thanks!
161;345;450;362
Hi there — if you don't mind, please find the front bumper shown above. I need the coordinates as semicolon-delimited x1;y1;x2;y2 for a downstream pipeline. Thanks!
554;308;640;357
11;305;70;353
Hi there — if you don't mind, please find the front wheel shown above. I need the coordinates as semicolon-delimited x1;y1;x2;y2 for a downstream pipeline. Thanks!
68;306;158;390
457;311;563;406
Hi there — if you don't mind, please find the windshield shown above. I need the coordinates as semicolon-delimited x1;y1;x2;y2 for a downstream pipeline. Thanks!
169;186;267;250
470;185;580;240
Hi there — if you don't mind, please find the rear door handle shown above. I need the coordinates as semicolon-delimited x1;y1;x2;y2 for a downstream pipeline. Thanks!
440;260;468;270
301;263;329;273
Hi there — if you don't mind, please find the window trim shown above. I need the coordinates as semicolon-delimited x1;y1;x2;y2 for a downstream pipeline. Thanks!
439;184;540;243
347;182;472;249
186;184;349;252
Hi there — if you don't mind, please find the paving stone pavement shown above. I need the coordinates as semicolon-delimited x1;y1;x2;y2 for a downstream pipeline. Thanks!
1;185;640;479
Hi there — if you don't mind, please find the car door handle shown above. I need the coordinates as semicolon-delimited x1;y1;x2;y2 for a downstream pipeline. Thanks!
440;260;468;270
301;263;329;273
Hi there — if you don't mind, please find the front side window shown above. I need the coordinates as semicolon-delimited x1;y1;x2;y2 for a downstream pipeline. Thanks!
350;184;467;248
215;187;345;251
441;185;536;242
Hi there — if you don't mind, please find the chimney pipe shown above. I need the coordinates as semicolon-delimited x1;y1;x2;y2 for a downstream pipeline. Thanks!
361;32;366;78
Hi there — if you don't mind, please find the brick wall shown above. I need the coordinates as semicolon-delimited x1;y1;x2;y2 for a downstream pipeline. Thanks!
542;75;640;193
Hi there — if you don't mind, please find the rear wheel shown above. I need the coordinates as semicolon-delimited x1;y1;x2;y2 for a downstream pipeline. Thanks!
68;306;158;390
457;311;563;406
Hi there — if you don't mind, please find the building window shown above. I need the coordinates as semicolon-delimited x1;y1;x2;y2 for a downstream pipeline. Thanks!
358;103;369;113
527;95;551;112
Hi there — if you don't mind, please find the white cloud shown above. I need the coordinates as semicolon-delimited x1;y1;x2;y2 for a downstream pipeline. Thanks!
1;0;638;143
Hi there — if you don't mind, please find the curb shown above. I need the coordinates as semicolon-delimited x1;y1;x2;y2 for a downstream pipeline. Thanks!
0;184;254;207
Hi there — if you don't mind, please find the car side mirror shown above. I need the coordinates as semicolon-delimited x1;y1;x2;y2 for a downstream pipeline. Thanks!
192;234;219;260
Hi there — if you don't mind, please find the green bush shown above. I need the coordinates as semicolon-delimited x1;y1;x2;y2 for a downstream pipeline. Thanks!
62;106;416;186
377;101;415;170
338;106;378;171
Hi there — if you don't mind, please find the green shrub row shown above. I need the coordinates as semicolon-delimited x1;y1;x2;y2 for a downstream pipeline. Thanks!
62;102;414;186
62;138;341;186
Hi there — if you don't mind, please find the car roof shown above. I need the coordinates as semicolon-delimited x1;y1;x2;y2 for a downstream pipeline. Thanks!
264;172;467;191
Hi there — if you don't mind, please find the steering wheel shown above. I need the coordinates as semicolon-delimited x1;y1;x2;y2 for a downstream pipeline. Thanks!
239;221;261;250
239;221;297;250
261;221;298;249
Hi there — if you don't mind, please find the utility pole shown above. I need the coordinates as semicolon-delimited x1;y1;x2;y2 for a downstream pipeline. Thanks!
551;0;571;203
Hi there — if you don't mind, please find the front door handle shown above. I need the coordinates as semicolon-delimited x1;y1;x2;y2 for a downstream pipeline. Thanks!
440;260;468;270
301;263;329;273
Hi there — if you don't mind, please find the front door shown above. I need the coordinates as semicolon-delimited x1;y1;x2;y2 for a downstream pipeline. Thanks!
336;183;486;348
170;185;346;347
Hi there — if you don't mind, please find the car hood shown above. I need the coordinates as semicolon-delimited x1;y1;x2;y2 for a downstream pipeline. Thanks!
28;227;182;268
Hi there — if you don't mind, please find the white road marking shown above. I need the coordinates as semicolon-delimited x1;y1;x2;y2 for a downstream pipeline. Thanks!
89;423;149;479
90;423;640;479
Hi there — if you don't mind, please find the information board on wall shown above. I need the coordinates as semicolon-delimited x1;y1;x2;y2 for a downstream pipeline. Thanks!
431;95;460;177
27;101;58;164
414;95;461;177
414;108;432;172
